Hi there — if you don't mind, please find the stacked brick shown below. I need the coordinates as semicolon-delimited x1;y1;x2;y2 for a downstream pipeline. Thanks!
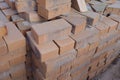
0;0;120;80
26;10;120;80
27;19;76;80
37;0;71;19
0;22;27;80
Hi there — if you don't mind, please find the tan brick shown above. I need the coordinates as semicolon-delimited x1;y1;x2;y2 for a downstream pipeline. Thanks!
16;21;31;35
59;50;76;75
27;31;59;62
32;53;60;78
0;22;7;38
58;72;71;80
0;38;8;56
63;14;86;34
10;63;26;79
0;2;9;10
33;69;57;80
7;0;16;10
15;1;30;13
71;66;89;79
109;14;120;23
11;15;24;23
37;0;71;8
2;8;17;20
94;21;109;36
0;11;9;23
77;43;90;57
0;72;11;80
31;19;72;44
87;36;99;51
38;3;71;19
9;54;26;67
81;11;100;26
25;10;45;23
3;22;26;52
15;76;27;80
0;62;10;73
72;55;90;69
71;27;99;49
54;36;75;54
32;49;76;78
101;16;118;32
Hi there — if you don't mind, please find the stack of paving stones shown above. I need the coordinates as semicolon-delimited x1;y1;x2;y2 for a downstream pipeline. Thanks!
0;22;27;80
27;10;120;80
0;0;120;80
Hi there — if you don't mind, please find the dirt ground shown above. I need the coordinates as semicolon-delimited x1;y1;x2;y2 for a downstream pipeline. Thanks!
93;56;120;80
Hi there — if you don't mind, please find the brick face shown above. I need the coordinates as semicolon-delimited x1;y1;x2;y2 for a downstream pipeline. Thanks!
3;22;26;52
63;14;86;34
54;37;75;54
31;19;72;44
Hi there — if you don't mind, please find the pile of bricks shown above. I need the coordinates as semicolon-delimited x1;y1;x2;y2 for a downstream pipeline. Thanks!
0;0;120;80
0;22;27;80
26;10;120;80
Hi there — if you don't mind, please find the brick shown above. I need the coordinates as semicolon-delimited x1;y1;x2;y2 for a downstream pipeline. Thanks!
118;23;120;31
10;63;26;79
81;11;100;26
15;0;36;12
94;21;109;36
59;50;76;75
87;35;99;51
72;55;90;69
11;15;24;23
71;27;99;49
9;54;26;67
0;62;9;73
32;54;60;78
101;16;118;32
63;14;86;34
16;21;31;35
27;31;59;62
2;8;17;20
77;43;89;57
15;0;30;13
0;72;11;80
0;11;9;23
109;14;120;23
37;0;71;8
7;0;16;10
3;22;26;52
25;10;45;23
71;66;89;79
58;72;71;80
31;19;72;44
0;38;8;56
15;76;27;80
88;71;96;80
0;21;7;38
0;2;9;10
54;36;75;54
38;3;71;19
32;49;76;78
33;69;57;80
